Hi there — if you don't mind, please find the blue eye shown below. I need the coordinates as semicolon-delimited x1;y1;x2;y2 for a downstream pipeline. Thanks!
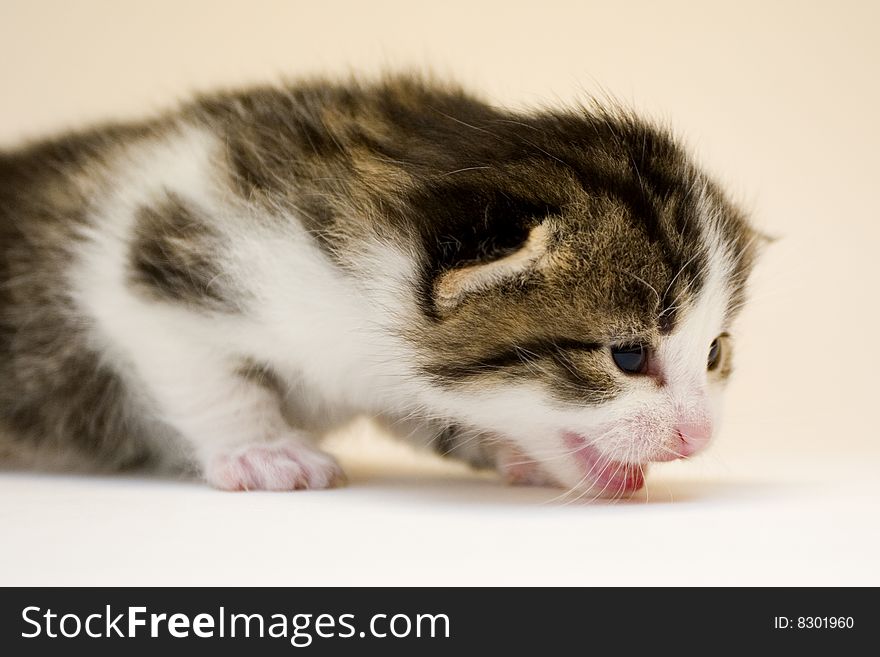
611;345;647;374
707;338;722;370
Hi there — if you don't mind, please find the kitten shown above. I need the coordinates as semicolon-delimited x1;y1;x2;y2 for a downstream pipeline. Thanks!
0;75;758;496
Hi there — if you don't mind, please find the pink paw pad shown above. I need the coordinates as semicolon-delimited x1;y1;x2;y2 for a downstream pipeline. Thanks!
497;444;555;487
206;442;345;491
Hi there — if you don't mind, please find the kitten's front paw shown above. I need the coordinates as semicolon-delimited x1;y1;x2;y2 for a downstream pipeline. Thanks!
496;443;557;487
205;440;345;491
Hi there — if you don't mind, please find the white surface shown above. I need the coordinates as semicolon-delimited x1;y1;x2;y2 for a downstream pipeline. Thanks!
2;425;878;586
2;0;879;586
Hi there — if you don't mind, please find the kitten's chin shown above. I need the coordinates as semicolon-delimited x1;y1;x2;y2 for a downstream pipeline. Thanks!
562;432;646;496
496;436;646;497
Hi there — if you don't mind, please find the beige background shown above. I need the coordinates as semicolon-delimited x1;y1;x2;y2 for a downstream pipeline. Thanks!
1;0;878;585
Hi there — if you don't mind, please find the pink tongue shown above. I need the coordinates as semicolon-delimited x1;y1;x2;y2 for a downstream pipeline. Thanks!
565;433;645;494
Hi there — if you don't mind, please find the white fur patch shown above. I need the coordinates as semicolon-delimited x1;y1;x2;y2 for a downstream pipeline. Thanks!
68;123;431;479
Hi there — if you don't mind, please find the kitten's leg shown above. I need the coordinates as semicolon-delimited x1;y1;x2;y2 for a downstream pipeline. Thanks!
136;347;344;491
381;416;557;486
377;416;494;469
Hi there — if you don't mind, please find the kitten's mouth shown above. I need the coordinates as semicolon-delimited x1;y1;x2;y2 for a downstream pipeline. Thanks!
564;432;645;495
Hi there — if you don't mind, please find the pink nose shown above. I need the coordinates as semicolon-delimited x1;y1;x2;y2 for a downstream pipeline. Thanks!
674;421;712;457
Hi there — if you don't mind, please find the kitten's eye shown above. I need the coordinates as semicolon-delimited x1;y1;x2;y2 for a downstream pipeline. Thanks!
707;338;722;371
611;345;648;375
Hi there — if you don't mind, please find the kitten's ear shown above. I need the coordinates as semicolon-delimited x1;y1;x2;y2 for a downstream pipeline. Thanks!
742;226;776;266
410;181;560;311
434;222;550;310
753;227;778;249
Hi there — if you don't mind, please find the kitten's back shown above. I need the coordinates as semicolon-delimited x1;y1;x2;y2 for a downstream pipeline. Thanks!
0;130;160;470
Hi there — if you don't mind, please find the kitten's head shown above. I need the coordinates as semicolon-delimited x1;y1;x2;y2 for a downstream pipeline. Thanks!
401;110;759;496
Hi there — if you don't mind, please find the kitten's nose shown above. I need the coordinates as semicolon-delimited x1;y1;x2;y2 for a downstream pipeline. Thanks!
674;421;712;457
